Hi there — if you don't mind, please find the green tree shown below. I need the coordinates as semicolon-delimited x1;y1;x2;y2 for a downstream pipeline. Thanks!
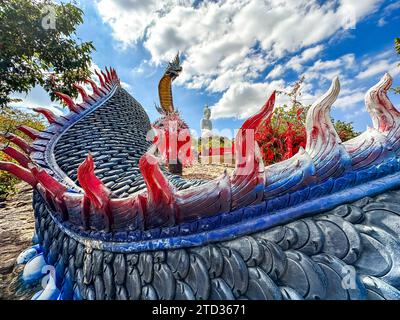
334;119;359;141
0;0;94;108
0;105;45;199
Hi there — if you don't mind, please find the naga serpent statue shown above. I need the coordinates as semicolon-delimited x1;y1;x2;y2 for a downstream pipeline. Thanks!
153;53;192;173
2;54;400;300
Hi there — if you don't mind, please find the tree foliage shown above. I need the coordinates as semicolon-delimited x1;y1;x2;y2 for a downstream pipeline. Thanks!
0;106;45;199
0;0;93;197
0;0;94;108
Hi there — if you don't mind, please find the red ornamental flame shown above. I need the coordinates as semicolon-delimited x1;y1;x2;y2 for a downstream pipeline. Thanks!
55;92;80;113
33;107;59;124
85;79;103;97
101;70;110;84
105;67;112;83
0;162;36;186
17;125;40;140
235;91;276;168
77;154;111;210
73;83;90;103
1;133;32;154
2;146;31;168
95;70;106;87
139;153;174;206
31;166;66;199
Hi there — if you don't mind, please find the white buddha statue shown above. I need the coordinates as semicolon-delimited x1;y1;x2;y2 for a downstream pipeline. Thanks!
201;105;213;138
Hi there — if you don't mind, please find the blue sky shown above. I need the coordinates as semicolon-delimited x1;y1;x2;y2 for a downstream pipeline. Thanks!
12;0;400;137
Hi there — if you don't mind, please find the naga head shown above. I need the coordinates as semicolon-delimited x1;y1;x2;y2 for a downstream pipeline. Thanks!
165;52;182;81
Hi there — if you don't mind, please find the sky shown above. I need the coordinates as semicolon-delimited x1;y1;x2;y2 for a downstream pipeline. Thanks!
12;0;400;138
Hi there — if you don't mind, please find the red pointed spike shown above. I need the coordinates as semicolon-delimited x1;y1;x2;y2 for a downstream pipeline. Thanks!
2;146;31;168
55;92;80;113
113;68;119;83
139;154;174;205
1;133;31;154
106;67;112;83
77;154;113;229
33;107;59;124
85;78;104;97
115;69;120;85
95;70;106;87
30;166;66;198
235;91;276;160
73;83;91;103
240;91;276;132
101;70;110;84
139;153;176;227
110;68;116;81
231;92;275;184
0;161;36;186
30;166;69;221
17;125;41;140
77;154;111;208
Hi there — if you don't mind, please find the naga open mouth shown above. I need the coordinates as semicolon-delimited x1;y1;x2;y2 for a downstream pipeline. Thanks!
169;67;183;80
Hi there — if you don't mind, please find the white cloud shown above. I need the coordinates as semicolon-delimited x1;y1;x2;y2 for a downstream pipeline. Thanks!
377;1;400;27
210;80;286;119
299;53;356;88
96;0;189;48
96;0;386;119
308;54;355;73
356;59;400;80
266;65;284;80
286;45;325;72
377;17;387;26
96;0;383;85
10;86;63;116
121;81;132;91
343;108;366;122
266;45;324;79
335;91;365;110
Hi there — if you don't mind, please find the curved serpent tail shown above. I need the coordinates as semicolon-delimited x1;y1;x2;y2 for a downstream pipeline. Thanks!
2;66;400;300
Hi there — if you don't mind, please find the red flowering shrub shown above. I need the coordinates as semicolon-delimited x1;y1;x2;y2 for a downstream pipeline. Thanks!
256;105;359;166
255;105;306;165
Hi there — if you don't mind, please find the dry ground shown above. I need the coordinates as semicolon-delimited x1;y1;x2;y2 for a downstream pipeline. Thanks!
183;162;234;180
0;183;40;300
